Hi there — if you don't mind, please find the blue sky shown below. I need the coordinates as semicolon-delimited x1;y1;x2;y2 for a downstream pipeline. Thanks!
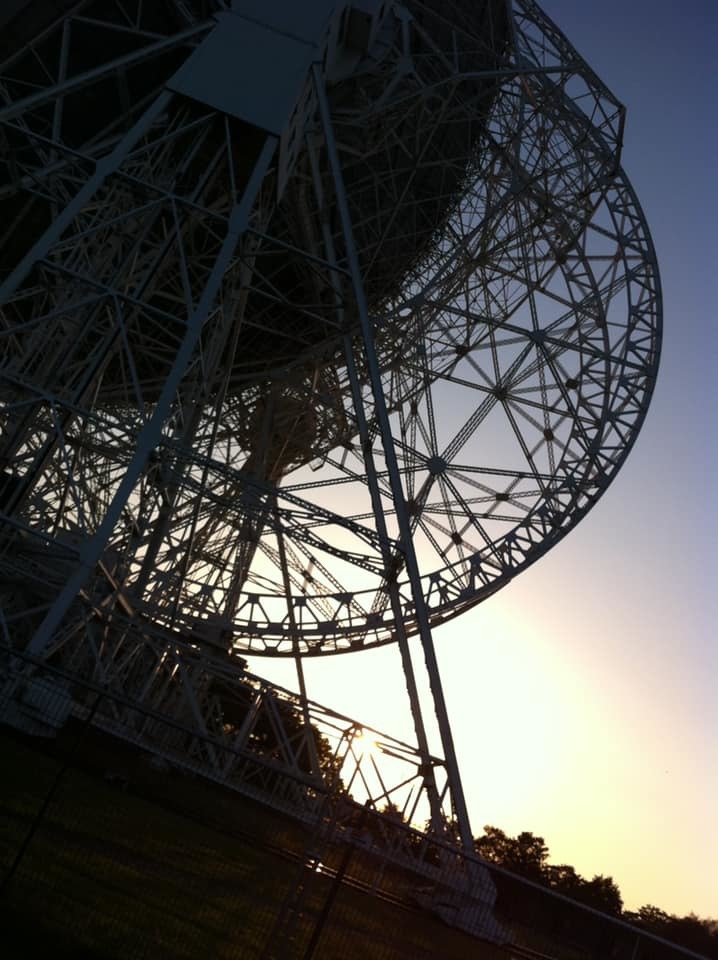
251;0;717;917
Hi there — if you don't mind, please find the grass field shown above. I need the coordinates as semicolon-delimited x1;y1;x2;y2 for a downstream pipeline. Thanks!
1;725;510;959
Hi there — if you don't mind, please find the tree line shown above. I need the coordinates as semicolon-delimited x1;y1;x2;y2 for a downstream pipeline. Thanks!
474;825;718;958
210;680;717;959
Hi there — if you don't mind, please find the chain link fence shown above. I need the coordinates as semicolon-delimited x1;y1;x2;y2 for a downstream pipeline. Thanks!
0;652;708;960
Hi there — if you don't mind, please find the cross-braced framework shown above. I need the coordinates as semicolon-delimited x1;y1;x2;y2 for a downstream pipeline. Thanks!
0;0;660;864
1;637;460;843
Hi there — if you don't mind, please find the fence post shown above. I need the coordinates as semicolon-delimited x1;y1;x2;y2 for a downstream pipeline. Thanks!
302;802;370;960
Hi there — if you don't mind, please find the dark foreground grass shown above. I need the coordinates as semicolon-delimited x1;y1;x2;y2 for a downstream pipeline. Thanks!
1;727;507;959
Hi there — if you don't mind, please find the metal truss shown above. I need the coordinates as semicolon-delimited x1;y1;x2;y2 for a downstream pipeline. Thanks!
0;0;660;865
0;635;474;872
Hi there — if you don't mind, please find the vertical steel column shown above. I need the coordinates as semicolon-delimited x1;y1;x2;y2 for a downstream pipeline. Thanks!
312;64;475;851
304;129;445;830
26;135;278;657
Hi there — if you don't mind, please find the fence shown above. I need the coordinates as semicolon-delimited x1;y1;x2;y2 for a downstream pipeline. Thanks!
0;648;708;960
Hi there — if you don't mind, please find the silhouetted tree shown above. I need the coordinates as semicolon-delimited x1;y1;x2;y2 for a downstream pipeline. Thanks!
474;825;549;881
475;825;718;955
208;678;342;787
544;865;623;915
626;906;718;958
630;904;672;929
545;863;585;897
380;801;407;822
577;875;623;916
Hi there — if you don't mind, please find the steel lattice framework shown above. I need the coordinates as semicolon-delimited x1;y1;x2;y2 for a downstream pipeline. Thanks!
0;0;660;860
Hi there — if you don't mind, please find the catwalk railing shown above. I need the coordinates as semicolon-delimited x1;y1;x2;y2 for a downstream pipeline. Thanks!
0;647;708;960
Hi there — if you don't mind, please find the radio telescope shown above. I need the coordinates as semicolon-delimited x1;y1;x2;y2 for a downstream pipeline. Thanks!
0;0;660;851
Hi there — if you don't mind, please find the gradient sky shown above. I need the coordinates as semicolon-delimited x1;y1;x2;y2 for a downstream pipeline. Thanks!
251;0;717;918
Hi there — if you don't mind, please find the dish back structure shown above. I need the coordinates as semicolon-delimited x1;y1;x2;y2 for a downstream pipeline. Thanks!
0;0;660;863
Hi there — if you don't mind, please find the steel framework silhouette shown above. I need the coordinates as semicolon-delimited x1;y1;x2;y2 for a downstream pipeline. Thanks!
0;0;660;860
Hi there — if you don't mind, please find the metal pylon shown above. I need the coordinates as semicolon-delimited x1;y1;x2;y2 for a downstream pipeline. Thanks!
312;62;474;848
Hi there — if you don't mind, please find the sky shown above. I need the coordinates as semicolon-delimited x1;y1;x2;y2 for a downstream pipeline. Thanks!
250;0;717;918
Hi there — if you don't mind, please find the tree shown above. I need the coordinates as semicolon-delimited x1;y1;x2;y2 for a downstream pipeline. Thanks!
475;825;549;881
380;800;406;821
545;863;585;897
475;824;718;956
475;826;624;916
667;915;718;956
576;875;623;917
209;677;343;788
627;906;718;959
626;904;672;930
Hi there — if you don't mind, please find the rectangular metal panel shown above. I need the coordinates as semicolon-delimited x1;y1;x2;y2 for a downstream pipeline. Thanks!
168;12;318;135
231;0;336;45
